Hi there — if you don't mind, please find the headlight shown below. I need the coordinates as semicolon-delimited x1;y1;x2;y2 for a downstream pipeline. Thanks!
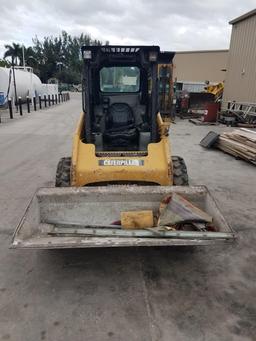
149;51;158;62
83;50;92;59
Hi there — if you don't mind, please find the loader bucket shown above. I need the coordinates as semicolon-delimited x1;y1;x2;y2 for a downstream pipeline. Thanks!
11;186;235;249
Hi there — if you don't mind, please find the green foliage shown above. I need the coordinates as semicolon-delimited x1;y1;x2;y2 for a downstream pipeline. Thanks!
3;43;22;65
0;59;10;67
55;70;81;84
3;31;107;84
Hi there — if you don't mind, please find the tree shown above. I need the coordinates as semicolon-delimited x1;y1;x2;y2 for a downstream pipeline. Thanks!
31;31;105;83
3;43;22;65
0;59;10;67
3;31;108;83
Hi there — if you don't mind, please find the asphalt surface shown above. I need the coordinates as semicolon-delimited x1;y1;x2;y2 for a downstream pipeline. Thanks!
0;93;256;341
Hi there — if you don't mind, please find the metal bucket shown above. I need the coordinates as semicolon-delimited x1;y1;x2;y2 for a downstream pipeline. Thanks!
12;186;235;249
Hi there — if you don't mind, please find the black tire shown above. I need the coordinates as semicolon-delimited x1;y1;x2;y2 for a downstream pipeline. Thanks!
172;156;189;186
55;157;71;187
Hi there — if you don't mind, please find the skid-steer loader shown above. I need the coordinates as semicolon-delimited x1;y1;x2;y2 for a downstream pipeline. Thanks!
12;46;235;249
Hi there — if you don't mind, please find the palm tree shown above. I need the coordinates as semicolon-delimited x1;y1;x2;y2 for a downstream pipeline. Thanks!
4;43;22;65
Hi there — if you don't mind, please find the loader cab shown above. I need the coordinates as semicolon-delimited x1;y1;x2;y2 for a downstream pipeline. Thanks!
81;45;174;152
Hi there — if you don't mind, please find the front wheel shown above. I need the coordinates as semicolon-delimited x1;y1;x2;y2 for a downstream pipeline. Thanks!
172;156;189;186
55;157;71;187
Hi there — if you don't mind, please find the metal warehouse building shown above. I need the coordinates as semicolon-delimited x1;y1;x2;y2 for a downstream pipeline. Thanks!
173;50;228;84
223;9;256;103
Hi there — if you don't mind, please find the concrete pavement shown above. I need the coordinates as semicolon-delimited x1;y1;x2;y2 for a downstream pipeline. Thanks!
0;93;255;341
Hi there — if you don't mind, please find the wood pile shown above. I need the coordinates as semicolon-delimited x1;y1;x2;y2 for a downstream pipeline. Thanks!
216;128;256;165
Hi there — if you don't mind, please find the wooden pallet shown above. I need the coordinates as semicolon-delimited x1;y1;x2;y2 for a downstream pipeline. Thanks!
216;129;256;165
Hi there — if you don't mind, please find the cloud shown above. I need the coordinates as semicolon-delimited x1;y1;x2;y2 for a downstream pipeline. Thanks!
0;0;255;57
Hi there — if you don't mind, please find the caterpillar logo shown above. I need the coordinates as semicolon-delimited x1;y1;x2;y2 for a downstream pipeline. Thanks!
99;159;144;166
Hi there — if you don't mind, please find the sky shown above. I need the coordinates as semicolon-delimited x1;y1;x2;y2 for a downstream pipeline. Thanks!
0;0;255;57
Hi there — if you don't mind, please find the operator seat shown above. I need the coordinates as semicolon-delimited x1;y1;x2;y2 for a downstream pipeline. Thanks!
103;103;138;149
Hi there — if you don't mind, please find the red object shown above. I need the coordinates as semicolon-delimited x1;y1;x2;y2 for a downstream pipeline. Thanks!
202;103;220;122
181;97;189;109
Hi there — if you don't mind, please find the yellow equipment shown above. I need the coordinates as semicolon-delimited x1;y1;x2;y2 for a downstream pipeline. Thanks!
56;46;188;188
67;112;175;186
158;61;174;120
206;82;224;101
12;46;235;249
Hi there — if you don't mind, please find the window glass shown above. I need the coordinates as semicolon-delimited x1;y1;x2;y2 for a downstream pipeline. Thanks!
100;66;140;92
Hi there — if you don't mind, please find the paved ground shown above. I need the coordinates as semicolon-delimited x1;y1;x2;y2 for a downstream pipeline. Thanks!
0;93;255;341
0;104;29;124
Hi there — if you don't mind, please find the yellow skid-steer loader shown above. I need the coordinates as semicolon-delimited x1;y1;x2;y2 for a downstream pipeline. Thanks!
12;46;235;249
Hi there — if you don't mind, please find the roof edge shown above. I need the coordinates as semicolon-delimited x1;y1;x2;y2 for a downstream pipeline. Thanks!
229;8;256;25
175;49;228;54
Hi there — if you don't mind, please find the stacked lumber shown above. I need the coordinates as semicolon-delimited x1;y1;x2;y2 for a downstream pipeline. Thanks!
216;129;256;165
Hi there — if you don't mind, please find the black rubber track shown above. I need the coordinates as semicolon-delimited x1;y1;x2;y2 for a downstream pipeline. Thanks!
172;156;189;186
55;157;71;187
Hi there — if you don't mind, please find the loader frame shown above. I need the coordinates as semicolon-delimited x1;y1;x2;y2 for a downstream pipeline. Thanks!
81;45;174;143
70;46;176;187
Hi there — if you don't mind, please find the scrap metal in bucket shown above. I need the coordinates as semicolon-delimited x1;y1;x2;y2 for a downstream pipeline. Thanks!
158;193;213;227
120;193;213;231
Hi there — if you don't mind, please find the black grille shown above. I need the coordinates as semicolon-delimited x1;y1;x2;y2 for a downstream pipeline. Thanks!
96;151;147;157
101;46;140;54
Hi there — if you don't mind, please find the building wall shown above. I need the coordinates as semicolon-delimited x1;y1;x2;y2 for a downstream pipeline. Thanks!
173;50;228;83
223;14;256;103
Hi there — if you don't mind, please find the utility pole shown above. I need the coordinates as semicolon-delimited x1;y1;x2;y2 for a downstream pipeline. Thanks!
22;45;25;68
12;59;18;111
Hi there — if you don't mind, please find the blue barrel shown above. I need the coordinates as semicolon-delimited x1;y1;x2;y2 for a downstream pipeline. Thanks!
0;92;5;106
